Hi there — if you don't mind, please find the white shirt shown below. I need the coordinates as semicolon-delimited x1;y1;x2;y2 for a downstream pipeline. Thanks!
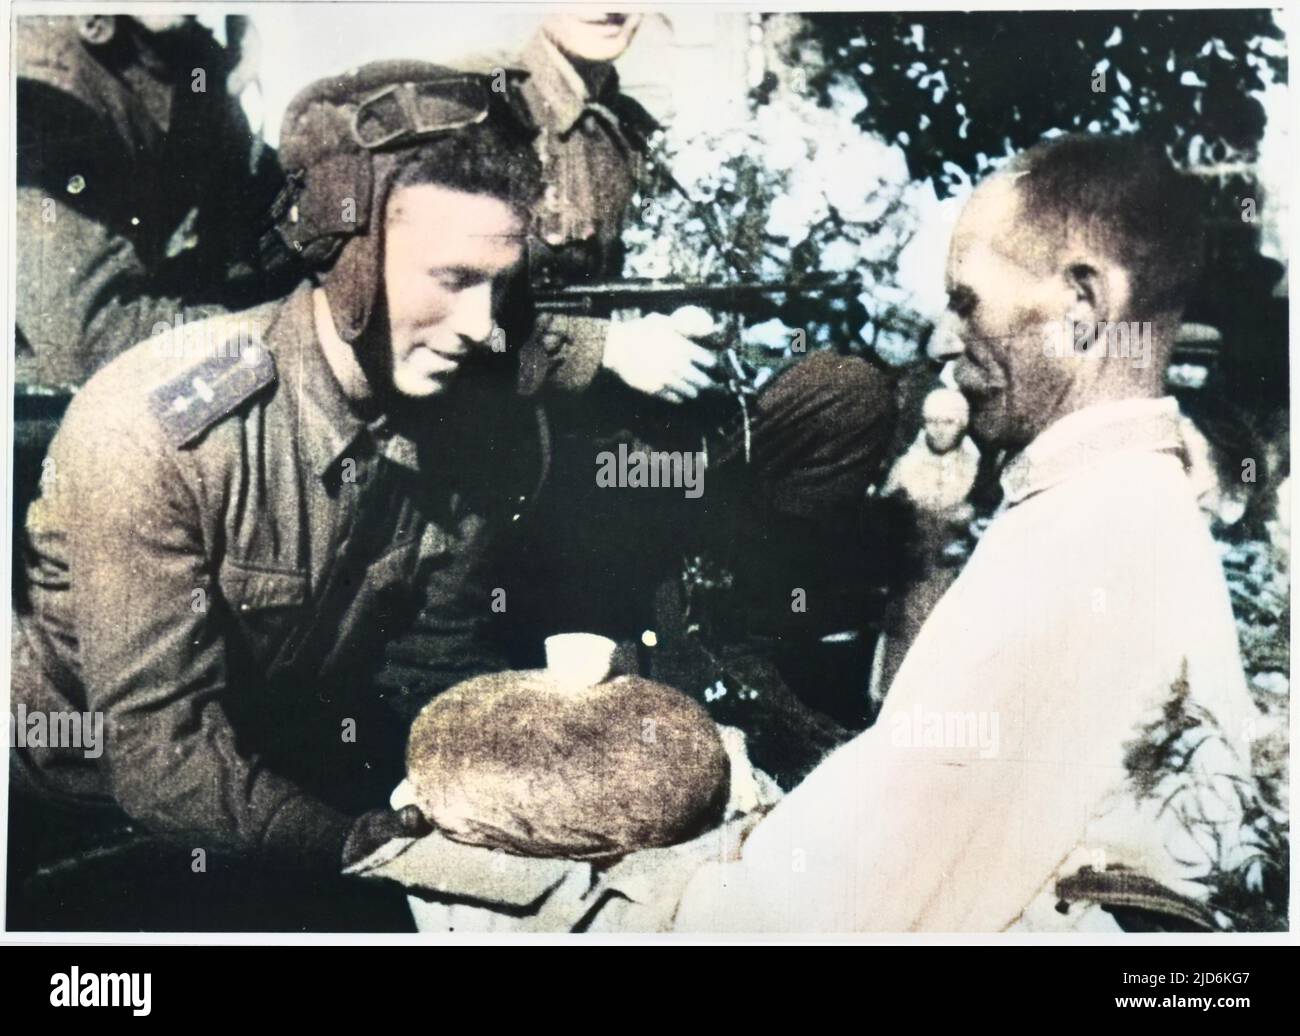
675;397;1261;932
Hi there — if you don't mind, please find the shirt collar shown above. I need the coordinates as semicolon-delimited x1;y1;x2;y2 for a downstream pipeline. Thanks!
264;284;422;479
1000;397;1184;506
519;30;620;135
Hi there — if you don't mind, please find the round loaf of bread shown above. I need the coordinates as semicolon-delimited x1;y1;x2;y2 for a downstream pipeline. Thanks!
406;671;730;859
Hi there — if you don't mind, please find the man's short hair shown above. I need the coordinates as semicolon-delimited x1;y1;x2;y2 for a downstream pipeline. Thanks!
1007;134;1205;319
390;122;543;221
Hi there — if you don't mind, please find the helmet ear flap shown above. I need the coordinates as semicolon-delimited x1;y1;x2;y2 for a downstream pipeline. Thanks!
323;231;382;345
320;151;404;347
279;152;373;250
276;150;383;345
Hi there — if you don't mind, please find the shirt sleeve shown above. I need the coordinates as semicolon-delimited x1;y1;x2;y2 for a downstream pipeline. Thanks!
672;484;1214;932
881;454;907;497
59;406;354;869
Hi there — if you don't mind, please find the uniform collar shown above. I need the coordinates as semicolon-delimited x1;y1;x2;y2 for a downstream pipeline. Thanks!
1000;397;1184;506
519;30;620;135
264;284;421;479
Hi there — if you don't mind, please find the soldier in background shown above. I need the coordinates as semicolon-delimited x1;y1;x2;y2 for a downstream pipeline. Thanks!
14;15;300;606
468;14;900;776
15;14;292;387
510;12;718;402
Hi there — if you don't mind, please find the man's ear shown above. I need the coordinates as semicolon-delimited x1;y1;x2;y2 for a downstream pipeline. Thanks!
1063;244;1132;325
1063;261;1106;324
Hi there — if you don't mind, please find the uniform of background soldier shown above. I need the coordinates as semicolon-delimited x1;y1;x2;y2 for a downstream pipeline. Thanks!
15;14;291;386
8;63;545;932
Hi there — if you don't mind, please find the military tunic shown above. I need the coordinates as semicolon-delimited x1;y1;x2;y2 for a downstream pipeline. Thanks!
12;283;546;866
513;30;653;396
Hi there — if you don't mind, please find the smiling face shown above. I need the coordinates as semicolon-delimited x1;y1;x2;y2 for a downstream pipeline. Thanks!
542;12;643;63
382;184;525;399
931;176;1084;451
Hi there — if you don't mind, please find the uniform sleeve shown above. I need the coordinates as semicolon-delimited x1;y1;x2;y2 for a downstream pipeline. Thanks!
60;407;354;868
16;185;223;387
517;310;609;397
14;79;279;386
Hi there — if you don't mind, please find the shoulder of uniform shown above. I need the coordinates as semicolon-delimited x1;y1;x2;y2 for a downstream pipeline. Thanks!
606;90;662;147
16;18;77;80
16;19;102;108
146;329;277;448
449;48;526;78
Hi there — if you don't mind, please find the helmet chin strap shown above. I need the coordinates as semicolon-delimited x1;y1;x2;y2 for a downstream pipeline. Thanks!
317;150;419;417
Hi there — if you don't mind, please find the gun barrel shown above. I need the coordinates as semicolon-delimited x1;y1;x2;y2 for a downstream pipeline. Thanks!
533;279;860;316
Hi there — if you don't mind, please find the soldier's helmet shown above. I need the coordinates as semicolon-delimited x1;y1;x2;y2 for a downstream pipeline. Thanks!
274;61;538;346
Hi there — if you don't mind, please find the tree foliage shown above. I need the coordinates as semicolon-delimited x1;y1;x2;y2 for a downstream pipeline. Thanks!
793;10;1286;197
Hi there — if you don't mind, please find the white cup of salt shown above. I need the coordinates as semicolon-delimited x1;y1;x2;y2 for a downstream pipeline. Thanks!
544;633;617;690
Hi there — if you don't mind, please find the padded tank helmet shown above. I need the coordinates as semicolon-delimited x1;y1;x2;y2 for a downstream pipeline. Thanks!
274;60;536;346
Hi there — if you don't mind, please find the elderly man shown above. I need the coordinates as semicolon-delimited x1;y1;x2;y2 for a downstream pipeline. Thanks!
673;135;1262;932
8;62;545;931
